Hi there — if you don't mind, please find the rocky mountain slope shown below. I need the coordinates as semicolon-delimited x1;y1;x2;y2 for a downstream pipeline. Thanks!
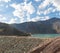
12;18;60;34
0;22;30;36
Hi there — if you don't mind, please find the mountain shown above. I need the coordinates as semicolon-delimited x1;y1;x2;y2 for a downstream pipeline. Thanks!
12;18;60;34
0;22;30;36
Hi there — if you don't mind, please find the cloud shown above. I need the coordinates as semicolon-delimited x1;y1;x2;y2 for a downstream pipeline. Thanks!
31;16;50;22
26;16;50;22
10;2;35;16
10;3;25;18
0;15;2;17
7;18;18;24
0;15;18;24
37;10;43;15
37;0;58;15
37;7;56;15
10;0;51;23
38;0;60;11
24;2;35;14
0;15;7;21
0;15;19;24
52;0;60;11
10;1;35;23
6;5;9;8
37;0;52;15
35;0;41;2
43;7;55;15
0;0;11;2
0;0;59;24
0;15;8;23
31;16;42;22
39;0;51;9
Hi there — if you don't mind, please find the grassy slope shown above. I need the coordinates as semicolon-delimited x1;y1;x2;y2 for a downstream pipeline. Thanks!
0;36;50;53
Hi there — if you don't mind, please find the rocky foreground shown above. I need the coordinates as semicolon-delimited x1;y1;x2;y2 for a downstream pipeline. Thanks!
29;37;60;53
0;36;60;53
0;36;45;53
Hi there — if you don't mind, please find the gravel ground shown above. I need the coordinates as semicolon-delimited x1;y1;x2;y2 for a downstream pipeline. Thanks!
0;36;50;53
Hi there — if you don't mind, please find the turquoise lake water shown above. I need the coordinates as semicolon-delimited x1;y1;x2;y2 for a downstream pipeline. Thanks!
32;34;60;38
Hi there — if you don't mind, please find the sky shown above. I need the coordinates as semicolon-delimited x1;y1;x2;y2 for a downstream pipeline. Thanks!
0;0;60;24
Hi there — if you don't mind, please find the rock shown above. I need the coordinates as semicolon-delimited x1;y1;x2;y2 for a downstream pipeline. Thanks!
28;37;60;53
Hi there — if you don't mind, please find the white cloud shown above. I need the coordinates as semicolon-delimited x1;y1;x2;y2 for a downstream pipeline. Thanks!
0;15;18;24
31;16;50;22
37;7;54;15
52;0;60;11
24;0;28;2
35;0;41;2
39;0;51;9
52;9;56;12
8;18;17;24
38;0;60;11
0;15;7;21
31;16;42;22
0;15;19;24
0;15;8;23
0;15;2;17
19;17;25;23
37;0;52;15
10;0;51;23
26;17;31;22
0;0;11;2
44;16;50;20
6;5;9;8
24;2;35;14
26;13;31;22
44;7;54;15
37;0;58;15
10;1;35;23
37;10;44;15
10;3;25;18
11;2;35;16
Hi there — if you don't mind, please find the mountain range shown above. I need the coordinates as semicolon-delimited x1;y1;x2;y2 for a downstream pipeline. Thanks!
12;18;60;34
0;22;30;36
0;18;60;35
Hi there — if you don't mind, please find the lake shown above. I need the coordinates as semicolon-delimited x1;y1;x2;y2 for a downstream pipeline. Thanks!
32;34;60;38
